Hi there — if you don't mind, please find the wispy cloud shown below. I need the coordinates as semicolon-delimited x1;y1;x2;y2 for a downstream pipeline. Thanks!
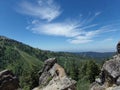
29;20;82;37
95;12;102;16
18;0;61;22
18;0;118;44
104;38;113;41
68;36;93;44
68;26;116;44
28;18;117;44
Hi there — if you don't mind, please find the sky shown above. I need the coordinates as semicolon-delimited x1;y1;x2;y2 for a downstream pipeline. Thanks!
0;0;120;52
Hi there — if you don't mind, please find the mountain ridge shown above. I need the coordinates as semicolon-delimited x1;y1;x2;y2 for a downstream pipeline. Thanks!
0;35;94;90
0;35;115;90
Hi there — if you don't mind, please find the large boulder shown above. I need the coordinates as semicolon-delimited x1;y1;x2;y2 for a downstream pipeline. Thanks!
0;69;21;90
90;41;120;90
33;58;76;90
90;55;120;90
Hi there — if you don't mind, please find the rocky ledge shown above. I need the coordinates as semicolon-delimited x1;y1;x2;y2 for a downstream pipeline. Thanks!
33;58;76;90
91;41;120;90
0;69;21;90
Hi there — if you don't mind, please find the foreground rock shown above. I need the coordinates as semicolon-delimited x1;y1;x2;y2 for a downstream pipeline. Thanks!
117;41;120;54
0;69;21;90
33;58;76;90
91;42;120;90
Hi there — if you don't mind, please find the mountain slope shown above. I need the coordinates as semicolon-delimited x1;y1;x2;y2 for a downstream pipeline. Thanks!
0;36;115;90
0;36;91;90
0;36;45;89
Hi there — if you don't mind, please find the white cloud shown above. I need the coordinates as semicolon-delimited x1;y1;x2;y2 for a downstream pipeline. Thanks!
104;38;113;41
29;20;81;37
68;31;96;44
68;25;117;44
78;12;101;26
28;18;117;44
95;12;102;16
19;0;61;22
17;0;118;44
68;36;93;44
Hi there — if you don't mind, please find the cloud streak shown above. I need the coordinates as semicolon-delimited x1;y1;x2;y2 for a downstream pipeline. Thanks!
28;18;117;44
30;20;81;37
18;0;118;44
68;25;116;44
18;0;61;22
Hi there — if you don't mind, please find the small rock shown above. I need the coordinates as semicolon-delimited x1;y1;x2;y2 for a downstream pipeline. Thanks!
95;78;102;84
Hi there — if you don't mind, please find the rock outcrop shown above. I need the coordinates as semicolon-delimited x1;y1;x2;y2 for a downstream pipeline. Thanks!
90;42;120;90
117;41;120;54
33;58;76;90
0;69;21;90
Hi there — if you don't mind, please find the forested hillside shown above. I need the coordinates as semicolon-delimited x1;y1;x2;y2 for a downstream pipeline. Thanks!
0;36;113;90
75;52;115;60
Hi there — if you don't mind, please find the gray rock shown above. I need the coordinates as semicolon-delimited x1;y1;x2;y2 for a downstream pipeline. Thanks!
110;86;120;90
102;56;120;78
33;58;76;90
38;58;57;86
95;78;102;84
90;82;105;90
90;41;120;90
44;58;57;66
0;69;21;90
116;77;120;85
91;54;120;89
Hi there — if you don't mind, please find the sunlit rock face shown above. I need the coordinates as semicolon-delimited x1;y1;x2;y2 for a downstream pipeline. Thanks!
33;58;76;90
0;70;21;90
90;42;120;90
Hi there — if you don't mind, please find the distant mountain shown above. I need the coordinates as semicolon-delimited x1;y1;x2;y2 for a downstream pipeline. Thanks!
0;35;115;90
0;36;47;89
0;36;114;90
0;35;91;89
74;52;115;59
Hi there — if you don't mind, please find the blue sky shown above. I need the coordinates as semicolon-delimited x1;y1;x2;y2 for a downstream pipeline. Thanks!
0;0;120;52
